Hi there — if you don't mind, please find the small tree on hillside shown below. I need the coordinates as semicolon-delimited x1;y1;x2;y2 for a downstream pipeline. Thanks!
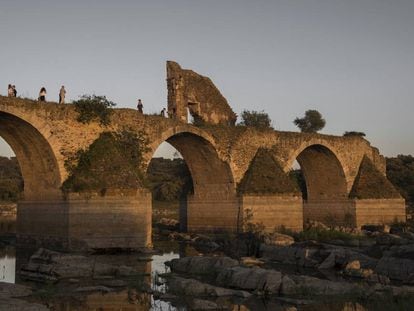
239;110;272;130
294;110;325;133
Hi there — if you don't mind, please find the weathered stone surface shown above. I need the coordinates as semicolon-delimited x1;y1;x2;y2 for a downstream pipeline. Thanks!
0;282;48;311
166;256;239;276
75;286;112;293
318;249;377;270
216;266;283;293
375;257;414;282
350;156;401;200
190;299;221;311
0;282;32;298
0;298;49;311
167;61;237;125
282;275;364;296
20;248;140;282
240;257;265;266
168;277;251;298
264;233;295;247
261;244;322;267
375;233;409;246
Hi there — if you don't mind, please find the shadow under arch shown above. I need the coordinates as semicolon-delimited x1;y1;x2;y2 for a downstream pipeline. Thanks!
294;144;352;226
149;130;238;232
295;144;348;200
0;111;62;200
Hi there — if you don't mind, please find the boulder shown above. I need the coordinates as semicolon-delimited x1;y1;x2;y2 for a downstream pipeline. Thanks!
168;277;250;298
166;256;238;276
190;299;220;310
216;266;282;294
240;257;264;267
0;282;32;298
375;234;409;246
157;218;179;231
0;298;49;311
318;249;377;270
0;282;48;311
75;286;112;293
19;248;139;282
260;245;321;267
344;260;361;271
282;275;364;296
264;233;295;247
375;257;414;282
384;244;414;259
362;224;390;233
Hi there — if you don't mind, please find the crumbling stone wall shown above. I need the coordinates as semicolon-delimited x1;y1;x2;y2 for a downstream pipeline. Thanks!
166;61;237;125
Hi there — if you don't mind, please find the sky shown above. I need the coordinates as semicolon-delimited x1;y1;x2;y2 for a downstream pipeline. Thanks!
1;0;413;158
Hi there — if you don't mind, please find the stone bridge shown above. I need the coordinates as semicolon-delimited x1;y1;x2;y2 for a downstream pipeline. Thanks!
0;62;405;250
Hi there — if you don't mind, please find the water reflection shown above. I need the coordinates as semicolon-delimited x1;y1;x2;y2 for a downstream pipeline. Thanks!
0;246;15;283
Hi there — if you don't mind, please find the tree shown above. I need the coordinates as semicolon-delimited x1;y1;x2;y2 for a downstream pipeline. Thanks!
343;131;366;137
239;110;272;129
386;155;414;206
293;110;326;133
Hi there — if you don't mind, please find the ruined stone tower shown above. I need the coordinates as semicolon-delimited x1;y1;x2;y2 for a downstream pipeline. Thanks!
166;61;237;125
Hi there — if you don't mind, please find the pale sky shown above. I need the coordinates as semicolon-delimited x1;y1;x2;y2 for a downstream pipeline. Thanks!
1;0;413;158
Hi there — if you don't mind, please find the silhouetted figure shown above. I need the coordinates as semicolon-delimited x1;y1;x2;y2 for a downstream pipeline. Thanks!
137;99;143;113
7;84;13;97
38;87;47;102
59;85;66;104
12;85;17;97
161;108;166;117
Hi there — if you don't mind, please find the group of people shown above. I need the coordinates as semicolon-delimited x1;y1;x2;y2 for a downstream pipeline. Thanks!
136;99;169;118
38;86;66;104
6;84;66;104
7;86;167;115
7;84;17;97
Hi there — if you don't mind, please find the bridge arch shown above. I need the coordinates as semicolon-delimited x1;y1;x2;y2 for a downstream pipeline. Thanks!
292;144;348;200
0;111;62;200
285;138;350;198
148;126;238;232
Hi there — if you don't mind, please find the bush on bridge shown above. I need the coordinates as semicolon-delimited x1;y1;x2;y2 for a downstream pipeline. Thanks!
62;130;149;194
73;94;116;126
294;109;326;133
239;110;273;130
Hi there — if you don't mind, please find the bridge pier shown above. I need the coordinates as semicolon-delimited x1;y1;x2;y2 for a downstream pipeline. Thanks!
303;198;406;228
17;190;152;251
239;194;303;232
186;194;239;232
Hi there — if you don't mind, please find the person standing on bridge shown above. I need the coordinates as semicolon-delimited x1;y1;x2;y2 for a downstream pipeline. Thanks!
160;108;166;117
7;84;13;97
59;85;66;104
12;85;17;97
38;87;47;102
137;99;143;114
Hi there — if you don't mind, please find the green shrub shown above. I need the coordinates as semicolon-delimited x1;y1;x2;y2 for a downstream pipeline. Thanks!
73;94;116;126
62;130;148;194
239;110;273;130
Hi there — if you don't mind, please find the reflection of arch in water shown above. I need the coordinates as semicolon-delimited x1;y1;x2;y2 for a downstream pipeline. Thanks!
0;112;62;200
149;127;238;232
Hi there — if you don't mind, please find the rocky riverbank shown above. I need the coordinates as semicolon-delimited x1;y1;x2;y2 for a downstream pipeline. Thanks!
1;216;414;310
